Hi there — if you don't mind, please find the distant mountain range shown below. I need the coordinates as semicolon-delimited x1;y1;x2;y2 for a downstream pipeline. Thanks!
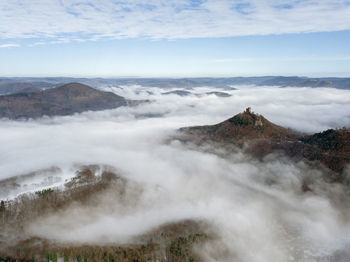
0;83;136;119
1;76;350;95
179;108;350;179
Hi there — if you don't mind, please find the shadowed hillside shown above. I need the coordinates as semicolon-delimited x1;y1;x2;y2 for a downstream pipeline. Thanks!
0;83;134;119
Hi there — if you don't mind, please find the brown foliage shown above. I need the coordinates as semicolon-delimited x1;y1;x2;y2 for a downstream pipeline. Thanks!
0;166;206;262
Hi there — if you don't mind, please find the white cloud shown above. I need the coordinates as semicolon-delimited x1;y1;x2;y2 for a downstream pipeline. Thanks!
1;85;350;260
0;0;350;41
0;43;19;48
1;85;350;181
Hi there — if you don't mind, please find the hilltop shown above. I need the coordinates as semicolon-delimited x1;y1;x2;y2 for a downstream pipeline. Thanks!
180;107;298;143
179;108;350;176
0;83;134;119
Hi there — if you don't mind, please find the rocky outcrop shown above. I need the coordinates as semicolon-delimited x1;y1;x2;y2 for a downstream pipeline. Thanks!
179;108;350;177
180;107;297;143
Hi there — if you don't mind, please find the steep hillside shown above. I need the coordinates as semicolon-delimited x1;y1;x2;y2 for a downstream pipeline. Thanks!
302;129;350;152
0;83;130;119
179;108;350;175
298;129;350;173
180;107;298;143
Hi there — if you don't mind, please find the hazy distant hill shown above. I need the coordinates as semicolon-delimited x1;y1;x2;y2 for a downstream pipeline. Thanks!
0;82;49;95
1;76;350;92
205;91;231;97
257;76;345;88
162;90;193;96
0;83;130;119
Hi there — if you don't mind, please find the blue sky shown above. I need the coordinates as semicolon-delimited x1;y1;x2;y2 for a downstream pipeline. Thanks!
1;0;350;77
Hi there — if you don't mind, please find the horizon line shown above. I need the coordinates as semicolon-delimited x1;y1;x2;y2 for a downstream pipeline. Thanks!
1;75;350;79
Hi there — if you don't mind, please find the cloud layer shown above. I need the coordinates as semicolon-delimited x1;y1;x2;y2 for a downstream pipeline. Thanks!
1;85;350;261
1;85;350;181
1;0;350;41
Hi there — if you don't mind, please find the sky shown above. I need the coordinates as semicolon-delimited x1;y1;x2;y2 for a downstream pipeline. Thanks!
1;0;350;77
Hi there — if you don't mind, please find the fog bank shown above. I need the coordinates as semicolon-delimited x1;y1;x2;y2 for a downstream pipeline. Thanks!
1;85;350;261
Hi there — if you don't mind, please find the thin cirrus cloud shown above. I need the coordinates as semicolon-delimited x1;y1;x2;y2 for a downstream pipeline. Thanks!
0;43;20;48
0;0;350;41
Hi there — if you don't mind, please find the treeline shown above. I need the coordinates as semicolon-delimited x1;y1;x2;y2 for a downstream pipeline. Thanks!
0;166;206;261
0;166;118;225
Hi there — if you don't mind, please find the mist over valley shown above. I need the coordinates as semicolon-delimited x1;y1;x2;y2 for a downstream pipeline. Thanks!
1;81;350;261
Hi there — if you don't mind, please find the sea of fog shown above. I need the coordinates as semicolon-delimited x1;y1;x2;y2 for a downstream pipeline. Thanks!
1;85;350;262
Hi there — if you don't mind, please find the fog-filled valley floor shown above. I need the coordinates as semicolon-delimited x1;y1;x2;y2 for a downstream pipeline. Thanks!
1;85;350;262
